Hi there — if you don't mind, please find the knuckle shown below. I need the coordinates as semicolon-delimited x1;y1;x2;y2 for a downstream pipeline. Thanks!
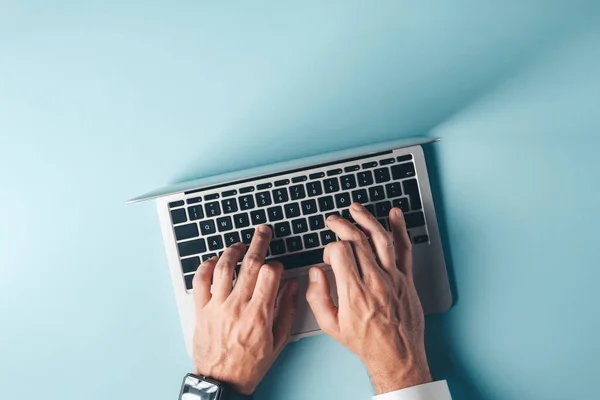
244;253;264;269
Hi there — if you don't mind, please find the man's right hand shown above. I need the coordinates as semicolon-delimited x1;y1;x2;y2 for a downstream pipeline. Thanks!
306;203;432;394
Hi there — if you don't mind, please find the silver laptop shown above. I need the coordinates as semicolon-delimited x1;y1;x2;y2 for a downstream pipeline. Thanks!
128;137;452;356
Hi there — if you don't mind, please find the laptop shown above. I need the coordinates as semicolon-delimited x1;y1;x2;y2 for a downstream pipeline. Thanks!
128;137;452;356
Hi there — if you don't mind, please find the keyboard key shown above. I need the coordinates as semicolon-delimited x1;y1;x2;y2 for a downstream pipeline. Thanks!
239;195;255;210
402;179;422;210
272;188;289;204
327;168;342;176
204;193;219;200
171;208;187;224
169;200;184;208
267;206;284;222
392;162;416;180
374;168;391;183
385;182;402;198
303;233;320;249
184;274;194;290
351;189;368;203
323;178;340;193
380;157;395;165
325;211;339;219
413;234;429;244
274;248;324;270
344;165;359;172
320;230;336;245
181;256;200;274
377;218;389;231
292;218;308;234
197;218;216;234
292;176;307;183
274;179;290;187
239;186;254;193
301;199;318;215
289;184;306;200
202;253;217;262
405;211;426;228
178;238;207;257
340;175;357;190
368;186;385;202
233;213;250;228
205;201;221;217
335;193;351;208
318;195;335;212
286;236;303;252
216;216;233;232
284;202;301;218
357;171;374;187
274;221;292;237
221;198;238;214
397;154;413;162
241;228;255;245
392;198;410;213
224;231;241;246
309;215;325;230
250;209;267;224
186;197;202;204
270;239;286;255
207;235;224;251
255;192;272;207
257;183;272;190
375;201;392;217
222;189;237;197
306;181;323;197
361;161;377;169
341;209;354;222
309;172;325;179
365;204;375;215
175;223;199;241
187;205;204;221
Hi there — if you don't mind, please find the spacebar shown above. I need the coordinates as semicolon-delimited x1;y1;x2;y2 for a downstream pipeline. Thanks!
273;248;325;270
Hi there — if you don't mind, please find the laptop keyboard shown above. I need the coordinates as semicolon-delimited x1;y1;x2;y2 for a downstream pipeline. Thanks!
169;152;429;291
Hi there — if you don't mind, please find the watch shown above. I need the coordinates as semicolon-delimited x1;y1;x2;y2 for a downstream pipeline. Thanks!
178;373;251;400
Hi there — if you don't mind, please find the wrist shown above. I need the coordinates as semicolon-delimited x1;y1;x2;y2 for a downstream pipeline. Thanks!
366;362;432;394
193;365;257;396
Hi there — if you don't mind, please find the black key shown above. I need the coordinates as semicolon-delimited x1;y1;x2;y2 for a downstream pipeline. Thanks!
357;171;373;187
378;218;389;231
361;161;377;169
274;248;324;270
274;221;292;237
224;231;241;246
327;168;342;176
385;182;402;198
178;238;207;257
351;189;368;203
267;206;284;222
204;193;219;200
374;167;391;183
199;219;216;235
301;199;318;215
171;208;187;224
402;179;422;210
289;184;306;200
187;197;202;204
291;218;308;234
257;183;272;190
344;165;359;172
369;186;385;202
233;213;250;228
413;234;429;244
380;157;395;165
270;239;286;255
341;209;354;223
205;201;221;217
184;274;194;290
340;174;357;190
239;186;254;193
275;179;290;187
309;215;325;230
221;198;238;214
320;230;336;245
187;205;204;221
255;192;272;207
175;223;199;241
222;189;237;197
375;201;392;217
181;256;200;274
240;228;255;244
272;188;289;204
202;253;217;262
318;195;335;212
306;181;323;197
292;176;307;183
238;195;255;210
309;172;325;179
250;209;267;224
365;204;375;215
169;200;184;208
207;235;224;251
392;198;410;213
325;211;339;219
285;236;303;252
392;162;416;180
216;216;233;232
284;202;301;218
335;193;351;208
405;211;426;228
397;154;413;162
303;233;320;249
323;178;340;193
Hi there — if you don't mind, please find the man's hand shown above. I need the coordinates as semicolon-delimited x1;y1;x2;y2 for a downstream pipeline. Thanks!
306;203;432;394
191;225;298;395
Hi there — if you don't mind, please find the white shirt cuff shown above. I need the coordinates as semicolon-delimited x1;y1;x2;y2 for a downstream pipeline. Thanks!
372;380;451;400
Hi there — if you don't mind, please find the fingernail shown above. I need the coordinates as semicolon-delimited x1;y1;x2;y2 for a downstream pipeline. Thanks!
309;268;319;283
351;202;365;212
392;208;403;218
257;225;271;233
327;214;340;221
209;255;219;261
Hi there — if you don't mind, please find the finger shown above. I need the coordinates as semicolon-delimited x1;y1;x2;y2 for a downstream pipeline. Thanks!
251;261;284;316
211;242;246;303
234;225;272;300
322;240;361;301
192;256;218;308
305;267;339;337
273;280;299;351
389;208;413;277
349;202;397;276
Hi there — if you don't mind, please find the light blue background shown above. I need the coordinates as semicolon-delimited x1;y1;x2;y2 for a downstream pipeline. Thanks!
1;1;599;399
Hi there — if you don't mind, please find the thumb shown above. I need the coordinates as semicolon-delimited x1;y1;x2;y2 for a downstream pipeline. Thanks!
273;280;298;351
306;267;339;337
